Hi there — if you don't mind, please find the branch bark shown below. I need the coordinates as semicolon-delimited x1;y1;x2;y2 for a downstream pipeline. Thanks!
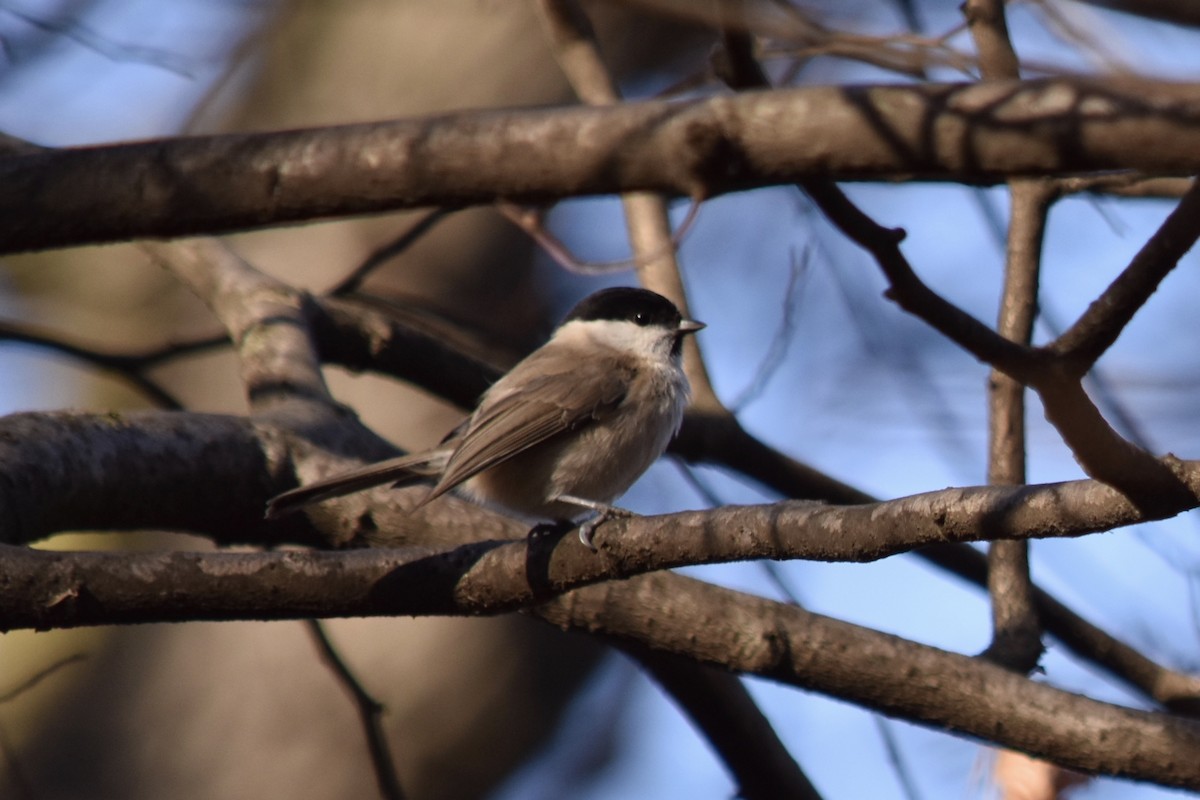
5;542;1200;788
8;78;1200;252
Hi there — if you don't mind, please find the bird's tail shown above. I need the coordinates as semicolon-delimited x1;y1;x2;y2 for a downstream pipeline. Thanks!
265;451;445;519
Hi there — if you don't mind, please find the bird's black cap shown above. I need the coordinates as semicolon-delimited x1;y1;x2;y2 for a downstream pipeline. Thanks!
563;287;684;329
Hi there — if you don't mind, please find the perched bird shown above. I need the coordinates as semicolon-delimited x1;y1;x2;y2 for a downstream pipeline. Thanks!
266;287;704;548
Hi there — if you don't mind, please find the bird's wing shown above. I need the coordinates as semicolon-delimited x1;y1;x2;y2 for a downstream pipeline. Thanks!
265;449;445;519
421;360;633;506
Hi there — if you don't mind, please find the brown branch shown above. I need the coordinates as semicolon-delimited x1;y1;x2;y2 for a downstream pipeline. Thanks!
11;468;1200;624
965;0;1044;673
980;180;1049;672
1050;177;1200;370
141;239;332;413
9;78;1200;253
5;542;1200;788
536;573;1200;790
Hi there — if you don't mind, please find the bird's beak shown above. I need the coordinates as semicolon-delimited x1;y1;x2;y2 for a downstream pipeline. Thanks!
679;319;705;334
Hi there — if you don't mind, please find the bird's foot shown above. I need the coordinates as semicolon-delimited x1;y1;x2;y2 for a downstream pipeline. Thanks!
556;495;635;551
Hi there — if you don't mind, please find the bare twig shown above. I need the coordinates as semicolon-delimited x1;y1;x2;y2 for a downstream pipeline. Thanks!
0;320;185;409
872;716;924;800
729;248;806;412
1051;178;1200;371
496;199;703;275
0;652;87;704
327;208;457;296
1;5;199;77
304;620;405;800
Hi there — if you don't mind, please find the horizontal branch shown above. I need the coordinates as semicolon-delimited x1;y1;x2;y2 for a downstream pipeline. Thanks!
8;462;1200;629
6;77;1200;253
4;542;1200;788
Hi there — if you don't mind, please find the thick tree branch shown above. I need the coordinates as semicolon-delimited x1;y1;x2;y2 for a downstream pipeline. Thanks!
4;542;1200;788
142;239;333;412
537;573;1200;791
8;78;1200;253
10;464;1200;623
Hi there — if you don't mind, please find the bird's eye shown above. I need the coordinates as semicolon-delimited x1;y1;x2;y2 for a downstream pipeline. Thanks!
633;312;648;326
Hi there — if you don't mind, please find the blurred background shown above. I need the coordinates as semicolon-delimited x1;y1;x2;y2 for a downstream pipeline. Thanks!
2;1;1200;798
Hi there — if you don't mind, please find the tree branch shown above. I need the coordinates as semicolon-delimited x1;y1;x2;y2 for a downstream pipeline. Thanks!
305;620;405;800
5;542;1200;788
8;78;1200;252
10;464;1200;625
965;0;1045;673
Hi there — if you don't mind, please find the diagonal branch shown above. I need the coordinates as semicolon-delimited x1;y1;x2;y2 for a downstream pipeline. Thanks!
141;239;332;413
0;320;186;409
305;620;405;800
1050;177;1200;370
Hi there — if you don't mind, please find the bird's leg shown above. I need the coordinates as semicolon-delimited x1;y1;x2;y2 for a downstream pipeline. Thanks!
554;494;636;550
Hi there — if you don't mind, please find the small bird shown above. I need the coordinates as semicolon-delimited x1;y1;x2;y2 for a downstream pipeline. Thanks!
266;287;704;549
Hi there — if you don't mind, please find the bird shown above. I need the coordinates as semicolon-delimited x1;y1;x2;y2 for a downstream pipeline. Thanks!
266;287;704;549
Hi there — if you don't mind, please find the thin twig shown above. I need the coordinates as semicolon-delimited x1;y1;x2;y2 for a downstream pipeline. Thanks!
0;652;87;704
495;199;702;276
871;716;924;800
0;719;33;800
304;620;405;800
1051;178;1200;371
327;208;457;296
730;248;807;412
0;321;185;409
2;5;199;77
